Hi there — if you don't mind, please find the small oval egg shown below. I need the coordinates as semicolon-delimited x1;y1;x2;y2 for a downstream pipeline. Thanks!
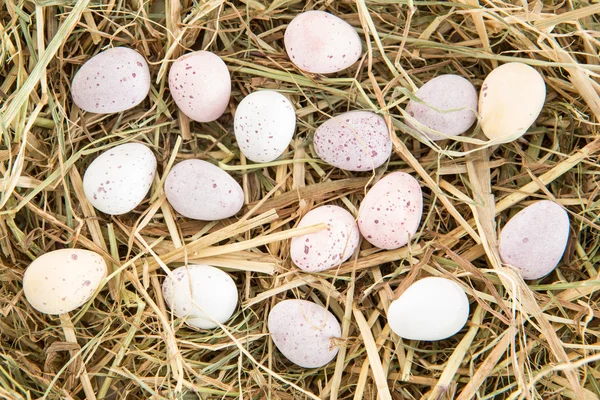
83;143;156;215
285;10;362;74
480;62;546;141
165;159;244;221
168;51;231;122
71;47;150;113
314;110;392;171
162;265;238;329
23;249;107;315
388;277;469;341
290;205;359;273
499;200;569;280
234;91;296;163
405;74;478;141
268;300;341;368
358;172;423;249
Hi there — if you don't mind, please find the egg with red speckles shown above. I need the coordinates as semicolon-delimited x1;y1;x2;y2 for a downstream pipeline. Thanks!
234;91;296;163
162;265;238;329
268;300;341;368
165;159;244;221
23;249;107;315
358;172;423;250
314;110;392;171
83;143;157;215
168;51;231;122
285;10;362;74
499;200;569;280
71;47;150;113
290;205;359;272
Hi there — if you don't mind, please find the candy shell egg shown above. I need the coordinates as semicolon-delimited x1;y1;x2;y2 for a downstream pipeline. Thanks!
23;249;107;315
71;47;150;113
234;91;296;163
268;300;341;368
499;200;569;280
388;277;469;341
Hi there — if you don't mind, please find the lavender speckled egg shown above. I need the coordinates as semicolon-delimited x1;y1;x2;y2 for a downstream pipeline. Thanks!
358;172;423;250
165;160;244;221
284;10;362;74
23;249;107;315
499;200;569;279
314;110;392;171
168;51;231;122
268;300;341;368
234;91;296;163
71;47;150;113
83;143;157;215
290;205;359;272
405;74;478;141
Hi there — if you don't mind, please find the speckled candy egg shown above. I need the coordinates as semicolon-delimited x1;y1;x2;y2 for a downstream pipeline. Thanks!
168;51;231;122
480;62;546;141
358;172;423;249
164;159;244;221
23;249;107;315
284;10;362;74
314;111;392;171
290;205;359;272
71;47;150;113
234;91;296;162
388;277;470;341
268;300;341;368
162;265;238;329
405;74;478;141
83;143;157;215
499;200;569;279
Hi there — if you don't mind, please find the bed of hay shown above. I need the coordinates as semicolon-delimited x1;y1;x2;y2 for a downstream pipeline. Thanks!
2;0;600;399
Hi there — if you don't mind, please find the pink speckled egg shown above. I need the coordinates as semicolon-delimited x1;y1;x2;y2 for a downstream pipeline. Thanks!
358;172;423;250
314;111;392;171
268;300;341;368
164;160;244;221
168;51;231;122
499;200;569;279
71;47;150;113
284;11;362;74
290;205;359;272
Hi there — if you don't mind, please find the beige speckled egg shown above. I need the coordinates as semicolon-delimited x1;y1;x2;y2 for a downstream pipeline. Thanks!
165;160;244;221
358;172;423;250
499;200;569;280
268;300;341;368
71;47;150;113
314;110;392;171
168;51;231;122
290;205;359;272
23;249;107;315
284;11;362;74
480;62;546;141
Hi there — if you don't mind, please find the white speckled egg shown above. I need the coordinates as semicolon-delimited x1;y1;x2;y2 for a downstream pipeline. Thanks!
268;300;341;368
480;62;546;141
290;205;359;272
165;159;244;221
314;110;392;171
499;200;569;280
71;47;150;113
83;143;156;215
23;249;107;315
358;172;422;250
285;11;362;74
162;265;238;329
168;51;231;122
234;91;296;163
405;74;478;140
